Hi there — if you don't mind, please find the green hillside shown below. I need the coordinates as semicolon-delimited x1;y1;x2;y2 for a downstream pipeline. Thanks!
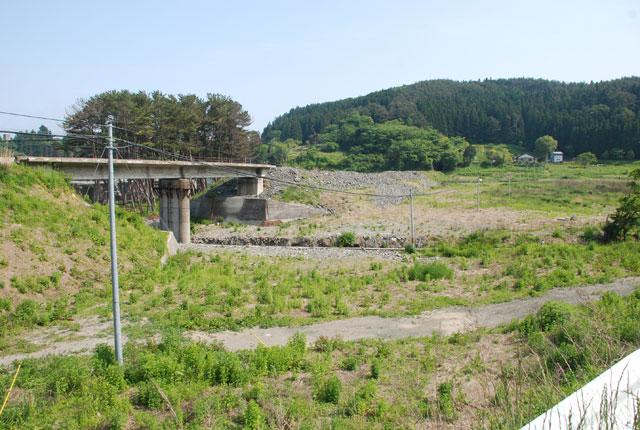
262;78;640;162
0;164;167;340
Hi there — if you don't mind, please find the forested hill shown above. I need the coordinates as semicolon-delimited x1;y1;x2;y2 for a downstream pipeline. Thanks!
263;78;640;157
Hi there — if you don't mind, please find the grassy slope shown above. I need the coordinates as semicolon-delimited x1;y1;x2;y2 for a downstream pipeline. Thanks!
0;164;167;346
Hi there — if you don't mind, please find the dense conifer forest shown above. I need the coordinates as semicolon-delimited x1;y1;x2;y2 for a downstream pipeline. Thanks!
262;78;640;160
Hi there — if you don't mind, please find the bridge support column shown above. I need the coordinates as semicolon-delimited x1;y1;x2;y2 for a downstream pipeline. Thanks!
237;177;264;196
159;179;191;243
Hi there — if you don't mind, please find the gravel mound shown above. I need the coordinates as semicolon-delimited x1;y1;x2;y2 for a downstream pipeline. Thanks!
262;168;436;207
212;167;438;207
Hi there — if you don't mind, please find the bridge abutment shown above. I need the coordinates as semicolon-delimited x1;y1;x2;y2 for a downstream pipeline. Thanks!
159;179;191;243
237;177;264;196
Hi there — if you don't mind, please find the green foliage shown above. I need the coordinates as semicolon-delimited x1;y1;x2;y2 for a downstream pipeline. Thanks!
13;299;39;326
576;152;597;167
243;400;265;430
404;243;416;254
337;231;356;247
370;359;382;379
278;186;320;205
408;262;453;281
437;381;458;422
342;356;358;371
264;78;640;161
603;168;640;241
481;145;512;167
315;375;342;404
280;112;469;172
65;91;257;160
533;135;558;160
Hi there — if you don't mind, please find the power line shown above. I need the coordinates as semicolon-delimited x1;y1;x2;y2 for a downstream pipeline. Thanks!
0;112;443;199
0;111;65;123
112;136;443;199
109;123;258;162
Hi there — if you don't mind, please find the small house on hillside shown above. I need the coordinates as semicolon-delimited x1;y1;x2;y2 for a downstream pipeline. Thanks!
516;154;536;164
550;151;563;163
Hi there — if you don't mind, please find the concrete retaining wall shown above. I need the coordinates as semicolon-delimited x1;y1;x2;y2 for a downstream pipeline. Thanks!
191;196;324;225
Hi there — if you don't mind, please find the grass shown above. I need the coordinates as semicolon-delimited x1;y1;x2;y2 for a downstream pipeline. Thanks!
2;159;640;428
0;164;168;344
1;290;638;429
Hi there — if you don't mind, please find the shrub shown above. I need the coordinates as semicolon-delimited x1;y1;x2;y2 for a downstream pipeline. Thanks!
582;226;603;243
408;262;453;281
537;301;575;331
243;400;265;430
13;299;39;326
338;232;356;247
370;359;382;379
342;356;358;371
405;243;416;254
437;381;458;422
316;375;342;404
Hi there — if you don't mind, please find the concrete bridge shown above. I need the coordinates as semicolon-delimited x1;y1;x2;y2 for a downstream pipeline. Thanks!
15;156;273;243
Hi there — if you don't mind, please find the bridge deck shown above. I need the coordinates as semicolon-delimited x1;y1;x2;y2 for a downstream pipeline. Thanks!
15;156;272;181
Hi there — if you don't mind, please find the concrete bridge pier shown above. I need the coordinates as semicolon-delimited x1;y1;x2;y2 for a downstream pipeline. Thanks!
159;179;191;243
237;170;265;196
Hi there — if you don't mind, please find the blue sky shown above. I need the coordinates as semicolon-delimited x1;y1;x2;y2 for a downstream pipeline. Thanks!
1;0;639;136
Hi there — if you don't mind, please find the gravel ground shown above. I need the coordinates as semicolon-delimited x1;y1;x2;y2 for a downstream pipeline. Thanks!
183;243;410;261
214;166;437;207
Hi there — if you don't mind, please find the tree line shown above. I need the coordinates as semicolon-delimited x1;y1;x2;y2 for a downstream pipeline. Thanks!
63;90;260;160
3;125;67;157
255;112;473;172
262;78;640;159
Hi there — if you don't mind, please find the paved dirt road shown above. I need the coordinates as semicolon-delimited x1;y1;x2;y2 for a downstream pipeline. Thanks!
3;277;636;366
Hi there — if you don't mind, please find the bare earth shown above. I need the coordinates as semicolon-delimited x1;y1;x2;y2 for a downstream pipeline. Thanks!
2;277;637;366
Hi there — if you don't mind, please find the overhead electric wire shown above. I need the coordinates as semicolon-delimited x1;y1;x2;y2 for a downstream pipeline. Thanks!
112;136;445;199
108;123;258;162
0;110;66;123
1;110;445;199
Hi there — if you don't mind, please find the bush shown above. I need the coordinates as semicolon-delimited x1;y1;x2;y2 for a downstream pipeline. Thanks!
243;400;265;430
408;262;453;281
405;243;416;254
437;381;458;422
342;356;358;371
370;359;382;379
537;301;575;331
13;299;39;326
582;226;603;243
316;375;342;404
338;232;356;247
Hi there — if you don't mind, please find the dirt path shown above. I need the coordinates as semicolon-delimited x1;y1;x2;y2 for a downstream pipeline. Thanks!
192;277;639;351
2;278;638;365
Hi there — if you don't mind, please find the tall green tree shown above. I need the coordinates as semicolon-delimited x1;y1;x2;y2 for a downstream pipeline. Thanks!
604;168;640;241
576;152;597;167
64;90;259;160
533;135;558;161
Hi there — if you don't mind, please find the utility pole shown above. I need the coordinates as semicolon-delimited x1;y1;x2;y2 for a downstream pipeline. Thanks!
477;176;481;211
107;121;123;365
410;189;415;245
508;171;511;198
